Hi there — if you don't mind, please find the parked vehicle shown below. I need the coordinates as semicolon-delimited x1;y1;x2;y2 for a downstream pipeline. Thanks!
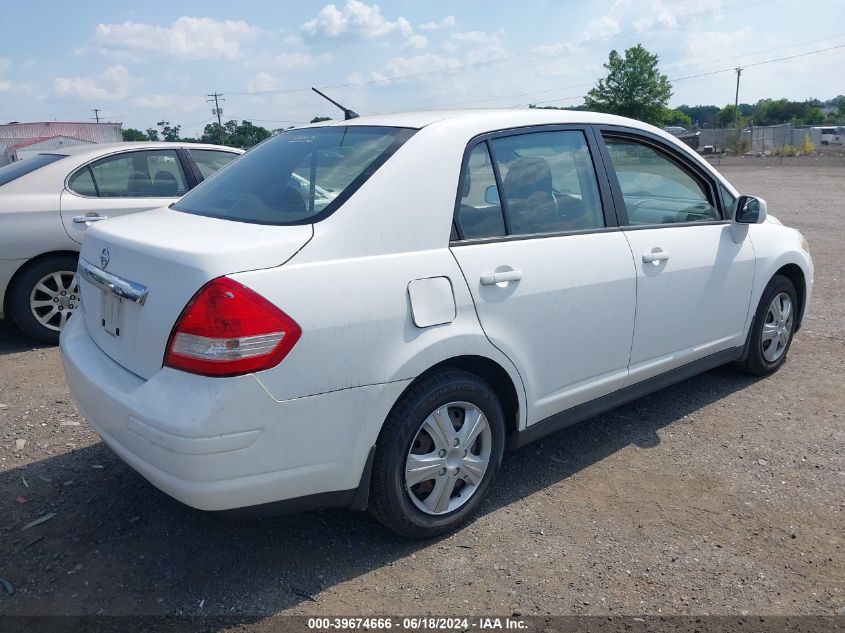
0;142;243;342
60;110;813;538
818;126;845;145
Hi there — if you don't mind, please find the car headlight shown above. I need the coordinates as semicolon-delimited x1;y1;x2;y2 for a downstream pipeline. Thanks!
798;231;810;253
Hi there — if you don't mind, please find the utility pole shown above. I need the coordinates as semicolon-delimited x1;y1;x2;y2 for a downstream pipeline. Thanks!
91;108;101;123
206;92;225;127
733;67;742;130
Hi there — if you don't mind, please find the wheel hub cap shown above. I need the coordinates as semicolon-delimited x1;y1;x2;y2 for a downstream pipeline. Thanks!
404;401;493;516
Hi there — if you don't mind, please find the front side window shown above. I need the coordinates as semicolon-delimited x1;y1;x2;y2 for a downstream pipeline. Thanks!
0;154;66;188
456;143;505;240
189;149;238;179
489;130;604;236
604;137;719;225
173;126;415;225
78;150;189;198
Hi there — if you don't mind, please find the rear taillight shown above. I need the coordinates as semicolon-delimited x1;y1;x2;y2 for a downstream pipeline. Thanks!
164;277;301;377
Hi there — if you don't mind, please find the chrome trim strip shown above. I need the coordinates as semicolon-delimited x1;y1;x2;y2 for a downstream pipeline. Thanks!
78;258;149;305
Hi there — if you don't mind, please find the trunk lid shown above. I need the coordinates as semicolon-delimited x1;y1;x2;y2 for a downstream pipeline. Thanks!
76;207;312;379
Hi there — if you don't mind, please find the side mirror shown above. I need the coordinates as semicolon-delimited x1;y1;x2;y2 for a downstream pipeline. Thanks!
484;185;500;205
734;195;768;224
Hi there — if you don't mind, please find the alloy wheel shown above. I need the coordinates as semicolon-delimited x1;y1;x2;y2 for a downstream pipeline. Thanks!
29;271;80;332
761;292;793;363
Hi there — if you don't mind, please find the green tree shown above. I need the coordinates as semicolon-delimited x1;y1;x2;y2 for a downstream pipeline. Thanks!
122;128;147;141
199;119;272;148
717;105;744;128
675;104;720;128
144;128;160;141
156;120;182;142
310;116;332;123
200;122;227;145
585;44;672;125
663;109;693;128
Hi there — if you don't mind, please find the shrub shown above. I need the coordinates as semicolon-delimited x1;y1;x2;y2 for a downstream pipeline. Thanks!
730;136;751;155
802;134;815;154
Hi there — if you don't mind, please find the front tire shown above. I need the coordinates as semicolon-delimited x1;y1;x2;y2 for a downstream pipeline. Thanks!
737;274;798;376
8;254;80;344
369;370;506;539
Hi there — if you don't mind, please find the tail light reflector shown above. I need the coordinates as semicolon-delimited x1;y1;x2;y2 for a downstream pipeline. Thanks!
164;277;300;377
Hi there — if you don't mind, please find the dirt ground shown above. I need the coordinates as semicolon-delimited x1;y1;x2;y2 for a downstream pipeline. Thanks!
0;163;843;624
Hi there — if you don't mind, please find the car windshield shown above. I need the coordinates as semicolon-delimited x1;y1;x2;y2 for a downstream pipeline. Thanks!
173;126;416;225
0;153;66;187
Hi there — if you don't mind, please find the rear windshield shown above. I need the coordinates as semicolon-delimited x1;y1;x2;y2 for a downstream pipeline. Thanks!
0;153;66;187
173;126;416;225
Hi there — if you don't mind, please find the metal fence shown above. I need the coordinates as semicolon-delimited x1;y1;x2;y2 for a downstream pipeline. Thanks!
696;124;829;155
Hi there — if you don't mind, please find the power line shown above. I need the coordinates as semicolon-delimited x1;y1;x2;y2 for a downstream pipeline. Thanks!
91;108;101;123
383;39;845;111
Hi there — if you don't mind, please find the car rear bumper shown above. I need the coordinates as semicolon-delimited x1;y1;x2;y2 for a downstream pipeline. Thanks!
60;313;410;511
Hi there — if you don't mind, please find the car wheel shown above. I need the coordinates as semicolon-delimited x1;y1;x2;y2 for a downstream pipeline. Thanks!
369;370;506;539
737;274;798;376
8;254;81;344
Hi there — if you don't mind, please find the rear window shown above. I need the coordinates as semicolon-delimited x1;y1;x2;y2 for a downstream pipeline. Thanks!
0;154;66;187
173;126;415;225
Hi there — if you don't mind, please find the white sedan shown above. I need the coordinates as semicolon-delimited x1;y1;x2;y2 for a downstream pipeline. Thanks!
60;110;813;538
0;141;242;342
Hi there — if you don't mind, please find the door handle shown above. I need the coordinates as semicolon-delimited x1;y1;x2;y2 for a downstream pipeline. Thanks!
480;270;523;286
642;251;670;263
73;214;109;224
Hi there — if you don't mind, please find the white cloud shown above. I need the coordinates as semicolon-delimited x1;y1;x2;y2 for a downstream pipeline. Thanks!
301;1;413;41
274;51;333;69
419;16;456;31
92;17;260;60
376;53;461;79
54;65;130;101
131;93;204;110
584;16;620;40
443;30;503;53
246;72;280;93
401;35;428;50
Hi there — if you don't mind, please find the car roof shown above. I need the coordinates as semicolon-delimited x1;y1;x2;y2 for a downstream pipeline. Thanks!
312;108;662;133
43;141;243;160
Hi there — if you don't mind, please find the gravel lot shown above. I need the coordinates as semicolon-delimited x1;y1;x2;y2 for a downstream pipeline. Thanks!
0;163;843;622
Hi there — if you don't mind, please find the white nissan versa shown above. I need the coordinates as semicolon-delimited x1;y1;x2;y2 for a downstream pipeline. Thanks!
60;110;813;538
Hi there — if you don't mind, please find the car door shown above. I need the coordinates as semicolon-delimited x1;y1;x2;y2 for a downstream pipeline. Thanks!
60;148;192;244
596;129;755;384
450;127;637;424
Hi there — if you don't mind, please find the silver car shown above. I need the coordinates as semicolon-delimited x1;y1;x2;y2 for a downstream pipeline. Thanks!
0;141;242;342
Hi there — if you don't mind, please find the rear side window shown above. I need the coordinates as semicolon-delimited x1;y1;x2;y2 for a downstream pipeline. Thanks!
73;150;190;198
173;126;415;225
490;130;604;236
456;143;506;240
0;154;65;187
189;149;238;179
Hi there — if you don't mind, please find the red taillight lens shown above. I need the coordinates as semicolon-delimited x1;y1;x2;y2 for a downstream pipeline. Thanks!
164;277;301;377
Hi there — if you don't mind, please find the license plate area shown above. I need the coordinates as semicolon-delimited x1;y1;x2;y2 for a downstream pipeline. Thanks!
100;291;123;337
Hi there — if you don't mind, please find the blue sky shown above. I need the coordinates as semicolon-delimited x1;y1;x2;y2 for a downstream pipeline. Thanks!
2;0;844;135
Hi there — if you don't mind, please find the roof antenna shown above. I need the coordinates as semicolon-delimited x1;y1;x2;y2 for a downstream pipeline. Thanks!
311;87;359;120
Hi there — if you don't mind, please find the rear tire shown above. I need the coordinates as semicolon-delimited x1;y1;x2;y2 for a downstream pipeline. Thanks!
737;274;798;376
8;254;80;344
369;370;506;539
